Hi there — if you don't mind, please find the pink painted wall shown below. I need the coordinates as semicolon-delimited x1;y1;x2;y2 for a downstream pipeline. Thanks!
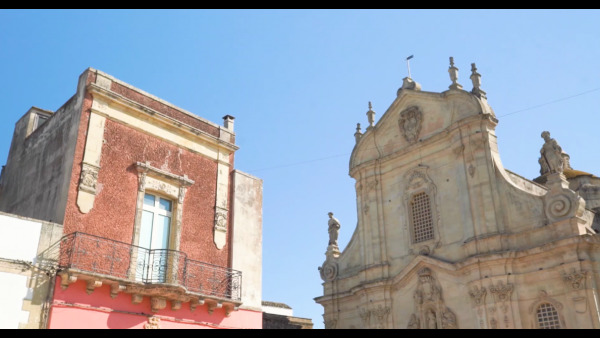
48;277;262;329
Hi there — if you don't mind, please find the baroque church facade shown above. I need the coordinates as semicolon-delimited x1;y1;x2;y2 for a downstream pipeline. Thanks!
315;58;600;329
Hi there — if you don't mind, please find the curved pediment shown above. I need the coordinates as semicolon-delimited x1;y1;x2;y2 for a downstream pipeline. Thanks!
350;88;495;174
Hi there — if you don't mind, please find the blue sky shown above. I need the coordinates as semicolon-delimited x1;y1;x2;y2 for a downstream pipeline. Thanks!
1;9;599;329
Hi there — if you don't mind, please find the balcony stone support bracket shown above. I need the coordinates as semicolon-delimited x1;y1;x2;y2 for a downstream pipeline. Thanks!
86;280;102;295
132;294;144;305
171;300;182;311
151;297;167;313
190;298;205;312
59;272;77;290
110;284;126;299
223;303;239;317
206;299;222;315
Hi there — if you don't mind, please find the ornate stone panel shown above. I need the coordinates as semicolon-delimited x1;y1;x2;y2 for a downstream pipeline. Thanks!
398;106;423;144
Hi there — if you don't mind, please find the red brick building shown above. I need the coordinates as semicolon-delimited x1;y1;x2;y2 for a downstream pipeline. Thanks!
0;68;263;329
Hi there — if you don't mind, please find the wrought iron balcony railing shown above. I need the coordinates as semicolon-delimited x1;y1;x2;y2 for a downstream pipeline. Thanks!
57;232;241;302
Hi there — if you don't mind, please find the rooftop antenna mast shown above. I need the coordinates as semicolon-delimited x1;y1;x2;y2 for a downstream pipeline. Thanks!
406;55;414;78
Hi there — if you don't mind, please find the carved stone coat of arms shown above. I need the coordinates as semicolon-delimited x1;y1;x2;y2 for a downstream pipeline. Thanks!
399;106;423;144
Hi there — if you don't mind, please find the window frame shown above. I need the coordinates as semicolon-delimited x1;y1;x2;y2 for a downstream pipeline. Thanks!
129;161;194;283
404;167;440;254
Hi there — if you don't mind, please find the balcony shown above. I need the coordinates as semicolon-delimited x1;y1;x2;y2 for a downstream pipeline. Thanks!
54;232;242;314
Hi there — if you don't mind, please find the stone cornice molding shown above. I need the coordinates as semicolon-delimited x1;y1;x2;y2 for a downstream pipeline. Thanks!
88;83;239;156
136;161;195;187
92;69;223;130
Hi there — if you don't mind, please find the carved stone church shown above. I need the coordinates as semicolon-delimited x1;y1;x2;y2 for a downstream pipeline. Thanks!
315;58;600;329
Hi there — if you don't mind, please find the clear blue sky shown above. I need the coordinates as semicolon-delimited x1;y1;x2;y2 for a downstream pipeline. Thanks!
1;9;599;329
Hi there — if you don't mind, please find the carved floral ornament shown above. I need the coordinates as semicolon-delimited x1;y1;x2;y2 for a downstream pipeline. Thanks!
469;286;487;306
79;163;100;194
358;305;390;329
489;281;513;303
214;208;228;231
144;316;161;329
563;270;586;291
407;170;428;190
398;106;423;144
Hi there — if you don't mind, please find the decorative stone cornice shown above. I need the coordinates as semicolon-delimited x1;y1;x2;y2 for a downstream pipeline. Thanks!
88;83;239;154
136;161;195;187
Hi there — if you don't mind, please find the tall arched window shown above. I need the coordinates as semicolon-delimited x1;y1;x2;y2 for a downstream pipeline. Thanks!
536;303;561;329
411;192;434;243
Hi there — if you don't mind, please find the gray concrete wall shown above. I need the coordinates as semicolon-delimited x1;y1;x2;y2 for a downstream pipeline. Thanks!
0;70;89;224
230;170;263;311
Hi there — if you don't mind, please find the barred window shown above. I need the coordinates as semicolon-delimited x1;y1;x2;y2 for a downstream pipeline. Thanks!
411;192;434;243
536;303;560;329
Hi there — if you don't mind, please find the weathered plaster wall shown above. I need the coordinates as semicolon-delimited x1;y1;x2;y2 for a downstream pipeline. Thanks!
231;170;263;311
0;71;92;224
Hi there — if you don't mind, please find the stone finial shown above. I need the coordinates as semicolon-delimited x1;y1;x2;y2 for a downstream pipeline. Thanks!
223;115;235;132
366;102;376;129
399;77;422;94
448;57;463;90
470;63;486;99
354;123;363;143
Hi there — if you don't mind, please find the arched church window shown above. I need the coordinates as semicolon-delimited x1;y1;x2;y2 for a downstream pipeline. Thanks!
536;303;561;329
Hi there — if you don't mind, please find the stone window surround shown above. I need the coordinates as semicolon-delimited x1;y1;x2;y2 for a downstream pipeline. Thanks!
129;161;194;282
535;302;561;329
404;167;440;253
528;291;566;329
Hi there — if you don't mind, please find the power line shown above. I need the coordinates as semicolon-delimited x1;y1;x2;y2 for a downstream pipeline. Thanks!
247;86;600;173
498;87;600;118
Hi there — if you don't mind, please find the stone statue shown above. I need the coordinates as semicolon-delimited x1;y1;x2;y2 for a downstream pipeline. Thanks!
426;309;437;329
328;212;341;247
441;309;458;329
407;313;420;329
539;131;564;175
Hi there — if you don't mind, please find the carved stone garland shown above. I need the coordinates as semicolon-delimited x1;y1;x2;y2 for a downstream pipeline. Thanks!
468;285;487;328
488;281;514;329
358;305;390;329
563;269;588;314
